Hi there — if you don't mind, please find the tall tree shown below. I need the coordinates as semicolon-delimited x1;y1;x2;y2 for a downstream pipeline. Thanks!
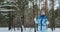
18;0;24;32
58;0;60;18
33;1;36;32
33;0;38;32
18;0;28;32
45;0;48;17
50;0;55;31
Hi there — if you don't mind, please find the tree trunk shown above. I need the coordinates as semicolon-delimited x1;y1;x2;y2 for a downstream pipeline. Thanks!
58;0;60;17
45;0;48;17
18;0;24;32
33;1;36;32
51;0;55;31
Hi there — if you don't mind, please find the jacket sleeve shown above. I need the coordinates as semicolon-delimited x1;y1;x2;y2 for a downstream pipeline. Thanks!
46;21;49;25
46;18;49;25
34;17;38;24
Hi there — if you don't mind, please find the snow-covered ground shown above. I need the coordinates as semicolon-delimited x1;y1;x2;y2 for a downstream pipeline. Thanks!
0;27;60;32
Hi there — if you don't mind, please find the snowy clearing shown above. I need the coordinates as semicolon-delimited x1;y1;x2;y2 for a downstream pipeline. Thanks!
0;27;60;32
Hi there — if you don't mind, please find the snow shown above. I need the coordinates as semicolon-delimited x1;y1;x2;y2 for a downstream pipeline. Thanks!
0;27;60;32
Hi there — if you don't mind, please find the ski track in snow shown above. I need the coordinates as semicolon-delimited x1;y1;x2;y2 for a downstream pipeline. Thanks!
0;27;60;32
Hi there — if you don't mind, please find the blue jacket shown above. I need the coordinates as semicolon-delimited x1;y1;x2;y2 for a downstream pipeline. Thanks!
34;15;48;30
34;15;48;26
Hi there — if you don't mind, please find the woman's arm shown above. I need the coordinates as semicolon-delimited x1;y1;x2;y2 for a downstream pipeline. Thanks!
46;18;49;25
34;17;38;24
46;21;49;25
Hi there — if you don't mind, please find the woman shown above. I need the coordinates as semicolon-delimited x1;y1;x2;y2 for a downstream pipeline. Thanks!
34;10;49;32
